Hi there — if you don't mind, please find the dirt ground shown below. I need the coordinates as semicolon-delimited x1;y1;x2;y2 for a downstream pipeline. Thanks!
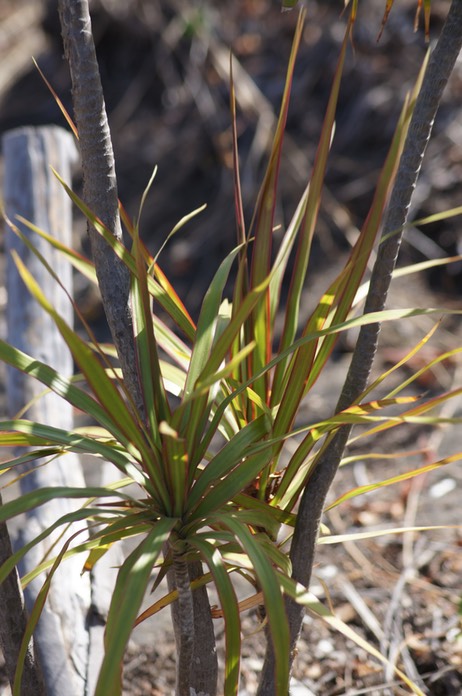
0;1;461;694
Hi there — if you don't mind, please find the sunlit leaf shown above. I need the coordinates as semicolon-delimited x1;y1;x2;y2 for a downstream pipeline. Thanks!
223;516;290;693
95;518;177;696
191;537;241;695
325;453;462;511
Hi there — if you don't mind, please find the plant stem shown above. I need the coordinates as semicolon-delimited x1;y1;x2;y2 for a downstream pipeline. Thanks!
257;1;462;692
168;556;218;696
189;560;218;694
173;552;195;696
0;517;45;696
57;4;217;693
58;0;143;416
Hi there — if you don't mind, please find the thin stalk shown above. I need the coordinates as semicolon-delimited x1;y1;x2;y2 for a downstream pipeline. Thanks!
173;553;195;696
257;1;462;692
0;517;45;696
189;560;218;695
168;554;218;696
58;2;217;692
57;0;142;415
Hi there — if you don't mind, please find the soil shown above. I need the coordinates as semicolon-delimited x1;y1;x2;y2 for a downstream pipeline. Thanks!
0;1;461;695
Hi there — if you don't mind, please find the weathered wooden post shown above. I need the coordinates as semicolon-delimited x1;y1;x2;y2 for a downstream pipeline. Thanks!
2;125;118;696
3;124;89;696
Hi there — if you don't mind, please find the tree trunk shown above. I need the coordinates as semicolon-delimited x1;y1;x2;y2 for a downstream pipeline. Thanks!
168;556;218;696
57;0;143;417
257;1;462;692
57;2;218;692
0;517;45;696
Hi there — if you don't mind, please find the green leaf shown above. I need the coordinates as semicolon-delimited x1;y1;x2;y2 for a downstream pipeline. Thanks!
53;170;196;340
159;422;188;517
150;204;207;267
21;512;156;588
348;385;462;444
0;340;132;449
271;11;350;407
268;183;309;328
190;537;241;696
326;453;462;511
233;493;296;529
271;84;415;448
247;9;305;402
187;447;273;523
0;420;143;480
0;485;136;524
0;447;64;474
184;245;242;400
14;214;193;371
131;222;171;442
318;524;462;546
10;253;151;455
198;305;460;493
223;516;290;693
0;507;107;586
95;518;177;696
186;415;270;513
177;245;243;456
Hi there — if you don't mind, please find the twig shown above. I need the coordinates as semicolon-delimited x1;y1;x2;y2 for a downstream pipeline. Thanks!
336;572;385;643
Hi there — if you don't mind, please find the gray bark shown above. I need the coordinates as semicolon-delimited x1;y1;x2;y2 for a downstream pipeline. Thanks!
0;517;45;696
57;2;218;693
168;555;218;696
172;553;195;696
257;1;462;692
57;0;143;417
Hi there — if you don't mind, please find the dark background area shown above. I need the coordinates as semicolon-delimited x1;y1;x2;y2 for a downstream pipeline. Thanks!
1;0;460;326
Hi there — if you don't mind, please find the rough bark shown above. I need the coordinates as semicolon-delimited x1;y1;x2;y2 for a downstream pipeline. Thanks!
172;554;195;696
168;555;218;696
57;2;217;693
0;518;45;696
57;0;143;417
257;1;462;692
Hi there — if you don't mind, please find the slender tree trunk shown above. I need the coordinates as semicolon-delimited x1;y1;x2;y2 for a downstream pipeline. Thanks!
168;553;218;696
257;1;462;692
188;561;218;695
57;0;143;417
172;554;196;696
0;518;45;696
57;2;217;693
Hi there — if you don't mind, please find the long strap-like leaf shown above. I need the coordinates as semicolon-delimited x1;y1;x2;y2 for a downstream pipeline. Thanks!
258;1;462;692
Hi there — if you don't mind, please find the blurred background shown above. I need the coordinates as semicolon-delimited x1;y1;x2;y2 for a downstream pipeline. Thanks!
1;0;460;328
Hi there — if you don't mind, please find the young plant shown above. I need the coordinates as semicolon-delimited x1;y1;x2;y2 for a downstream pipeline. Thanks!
1;2;462;695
